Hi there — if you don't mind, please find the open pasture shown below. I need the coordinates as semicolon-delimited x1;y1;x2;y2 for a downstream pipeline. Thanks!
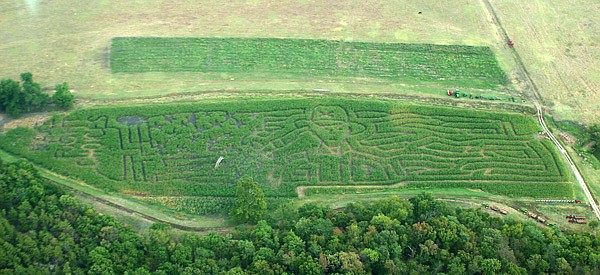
490;0;600;124
0;98;572;214
0;0;506;99
111;37;507;88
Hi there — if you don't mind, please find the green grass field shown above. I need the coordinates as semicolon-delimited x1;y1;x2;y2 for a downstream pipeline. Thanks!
0;0;511;100
110;37;507;88
491;0;600;124
0;98;573;215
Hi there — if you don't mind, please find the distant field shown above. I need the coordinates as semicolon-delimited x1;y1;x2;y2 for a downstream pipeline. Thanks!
490;0;600;124
0;98;572;214
0;0;506;99
111;37;507;88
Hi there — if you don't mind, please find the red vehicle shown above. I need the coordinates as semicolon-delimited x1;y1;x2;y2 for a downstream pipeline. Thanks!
508;39;515;47
566;215;573;219
575;200;582;203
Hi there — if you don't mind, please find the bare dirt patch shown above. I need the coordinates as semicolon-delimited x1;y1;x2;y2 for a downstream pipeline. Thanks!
558;132;577;146
1;113;51;133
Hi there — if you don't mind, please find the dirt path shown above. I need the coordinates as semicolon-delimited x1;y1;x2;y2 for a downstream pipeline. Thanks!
0;149;228;231
54;179;229;232
480;0;600;221
296;181;407;198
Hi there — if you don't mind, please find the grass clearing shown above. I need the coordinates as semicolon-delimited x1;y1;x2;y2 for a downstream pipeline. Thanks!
0;98;573;215
0;0;509;100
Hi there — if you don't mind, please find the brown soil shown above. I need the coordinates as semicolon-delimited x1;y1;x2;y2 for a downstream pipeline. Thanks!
0;113;51;133
558;132;577;146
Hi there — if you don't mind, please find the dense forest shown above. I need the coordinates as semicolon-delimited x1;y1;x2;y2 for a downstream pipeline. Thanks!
1;158;599;274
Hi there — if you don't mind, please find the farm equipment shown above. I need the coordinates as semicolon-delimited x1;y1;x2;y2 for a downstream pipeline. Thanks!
529;213;538;219
536;199;580;203
491;206;499;211
482;203;489;208
567;215;588;224
499;209;508;215
447;89;460;98
519;209;528;214
508;39;515;47
536;216;546;224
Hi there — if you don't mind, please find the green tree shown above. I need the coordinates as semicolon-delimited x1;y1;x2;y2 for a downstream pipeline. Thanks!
20;73;48;111
298;204;329;220
0;73;50;116
554;257;572;274
19;72;33;83
251;220;278;249
52;82;74;109
0;79;23;116
298;255;324;275
590;124;600;158
229;177;267;224
410;193;449;221
480;258;501;275
88;247;115;275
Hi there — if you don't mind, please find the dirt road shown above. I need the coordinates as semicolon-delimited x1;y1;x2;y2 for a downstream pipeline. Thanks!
481;0;600;220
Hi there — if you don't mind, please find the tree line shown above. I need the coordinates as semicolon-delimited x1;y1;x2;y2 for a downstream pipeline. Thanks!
590;124;600;160
0;73;74;116
0;158;599;274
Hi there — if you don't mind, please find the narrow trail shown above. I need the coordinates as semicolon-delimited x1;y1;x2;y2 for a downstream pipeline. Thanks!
0;149;228;232
480;0;600;220
55;179;229;232
296;182;407;198
535;105;600;220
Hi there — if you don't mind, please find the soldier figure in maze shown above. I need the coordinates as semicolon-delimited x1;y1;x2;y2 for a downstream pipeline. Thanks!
243;105;404;185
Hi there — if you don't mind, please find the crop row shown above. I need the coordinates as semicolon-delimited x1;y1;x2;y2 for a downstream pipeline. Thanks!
110;37;508;88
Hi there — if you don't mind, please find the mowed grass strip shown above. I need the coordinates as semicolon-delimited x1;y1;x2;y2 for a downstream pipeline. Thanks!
110;37;508;87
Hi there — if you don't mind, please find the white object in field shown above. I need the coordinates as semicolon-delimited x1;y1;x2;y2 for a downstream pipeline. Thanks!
215;156;224;169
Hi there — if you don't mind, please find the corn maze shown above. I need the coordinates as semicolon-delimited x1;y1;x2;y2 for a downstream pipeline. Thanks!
0;99;572;214
110;37;508;88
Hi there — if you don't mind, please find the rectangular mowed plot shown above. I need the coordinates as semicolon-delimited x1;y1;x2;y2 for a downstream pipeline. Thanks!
110;37;508;88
